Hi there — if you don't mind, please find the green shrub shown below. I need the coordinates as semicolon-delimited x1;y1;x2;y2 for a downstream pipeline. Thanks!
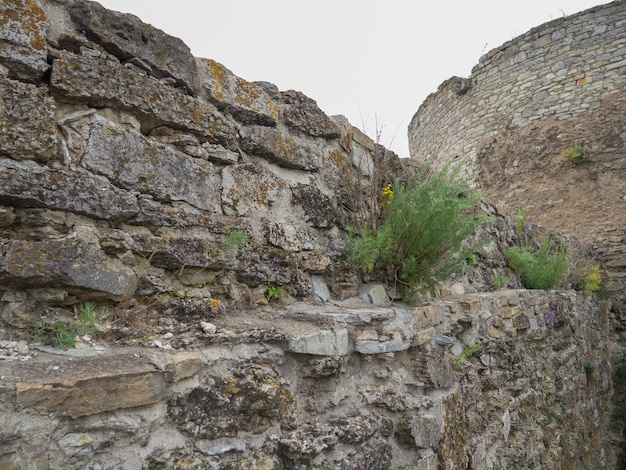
347;160;488;296
505;239;568;290
561;145;588;164
490;274;508;291
265;281;285;302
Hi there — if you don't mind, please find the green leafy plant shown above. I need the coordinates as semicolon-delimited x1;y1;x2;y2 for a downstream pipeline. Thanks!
222;229;250;250
265;281;285;302
490;274;508;291
34;302;111;349
561;145;588;164
347;160;488;297
34;321;76;349
584;361;596;374
505;238;568;290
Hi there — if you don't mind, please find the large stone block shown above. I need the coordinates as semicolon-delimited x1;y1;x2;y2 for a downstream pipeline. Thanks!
0;238;137;297
287;329;349;356
197;58;278;126
13;354;165;418
221;163;290;217
82;115;221;213
240;125;322;171
0;0;48;82
0;77;59;161
0;157;139;221
50;54;238;149
68;0;197;93
279;90;339;138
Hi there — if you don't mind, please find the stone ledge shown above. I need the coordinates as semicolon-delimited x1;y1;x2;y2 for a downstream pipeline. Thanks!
0;348;203;418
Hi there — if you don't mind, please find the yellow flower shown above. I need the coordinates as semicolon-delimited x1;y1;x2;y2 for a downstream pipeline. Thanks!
210;298;221;313
381;183;393;206
583;265;602;292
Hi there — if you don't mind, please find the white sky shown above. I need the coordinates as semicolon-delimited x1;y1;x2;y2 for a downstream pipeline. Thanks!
97;0;609;157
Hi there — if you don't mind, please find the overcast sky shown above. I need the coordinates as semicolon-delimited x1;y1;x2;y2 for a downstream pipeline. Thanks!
98;0;609;157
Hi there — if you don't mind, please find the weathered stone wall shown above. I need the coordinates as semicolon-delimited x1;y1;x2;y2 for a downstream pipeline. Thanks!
0;1;617;469
0;0;400;319
0;290;613;469
407;1;626;325
408;1;625;168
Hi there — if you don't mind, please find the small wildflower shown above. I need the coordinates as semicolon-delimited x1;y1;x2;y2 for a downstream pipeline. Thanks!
209;298;221;313
381;184;393;207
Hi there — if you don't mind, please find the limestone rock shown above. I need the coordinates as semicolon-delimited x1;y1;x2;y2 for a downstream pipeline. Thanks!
168;365;297;439
13;354;166;418
311;275;331;302
197;58;278;126
279;90;340;138
0;238;137;297
68;0;197;93
265;222;316;252
82;115;221;213
221;163;290;217
291;184;336;228
50;53;238;149
0;157;139;221
0;0;48;82
0;77;59;162
240;125;322;171
287;329;349;356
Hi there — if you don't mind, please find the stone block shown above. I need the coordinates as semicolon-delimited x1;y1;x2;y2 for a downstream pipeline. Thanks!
68;0;197;93
411;414;442;448
414;304;445;329
311;275;330;302
221;163;290;217
501;306;521;319
197;58;278;126
412;327;436;346
240;125;322;170
266;222;316;252
0;238;137;297
355;339;410;355
82;115;221;213
287;329;349;356
0;0;48;82
14;354;166;418
50;53;238;149
0;77;59;161
460;298;481;314
0;157;139;221
279;90;340;138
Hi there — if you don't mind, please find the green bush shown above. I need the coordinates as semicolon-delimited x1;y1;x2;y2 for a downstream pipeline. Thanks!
223;229;250;250
265;281;285;302
505;239;568;290
561;145;588;164
347;161;487;296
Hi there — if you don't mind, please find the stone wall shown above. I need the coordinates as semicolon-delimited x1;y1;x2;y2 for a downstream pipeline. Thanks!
0;289;613;469
408;0;625;168
0;1;618;468
407;1;626;324
0;0;400;320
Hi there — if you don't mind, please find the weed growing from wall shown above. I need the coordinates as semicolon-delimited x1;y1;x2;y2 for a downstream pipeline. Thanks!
506;238;568;290
561;145;588;164
347;160;487;297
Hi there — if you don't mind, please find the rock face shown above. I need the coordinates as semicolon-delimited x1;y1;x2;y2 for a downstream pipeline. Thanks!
0;291;612;468
0;1;619;468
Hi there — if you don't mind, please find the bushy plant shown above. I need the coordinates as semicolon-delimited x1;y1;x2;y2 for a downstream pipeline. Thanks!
347;161;488;296
490;274;508;291
265;281;285;302
561;145;588;164
505;239;568;290
577;264;602;293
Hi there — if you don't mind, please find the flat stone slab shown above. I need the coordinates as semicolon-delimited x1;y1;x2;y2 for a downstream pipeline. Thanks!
0;348;203;418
